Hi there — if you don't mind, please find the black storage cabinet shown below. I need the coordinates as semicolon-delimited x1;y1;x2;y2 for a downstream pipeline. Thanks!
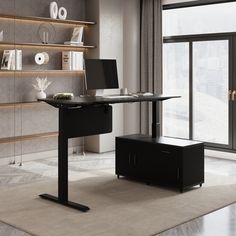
116;134;204;192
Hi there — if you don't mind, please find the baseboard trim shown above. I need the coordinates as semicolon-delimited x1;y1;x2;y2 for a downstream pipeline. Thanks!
0;147;77;166
205;149;236;161
2;148;234;166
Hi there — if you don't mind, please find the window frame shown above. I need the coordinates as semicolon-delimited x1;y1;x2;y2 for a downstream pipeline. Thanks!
163;0;236;10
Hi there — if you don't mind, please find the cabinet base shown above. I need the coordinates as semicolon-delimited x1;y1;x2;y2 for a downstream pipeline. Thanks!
116;134;204;193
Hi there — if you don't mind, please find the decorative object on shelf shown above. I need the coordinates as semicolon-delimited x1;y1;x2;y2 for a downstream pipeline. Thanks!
64;27;84;46
58;7;67;20
53;93;74;100
71;27;84;42
38;23;56;44
42;32;49;44
49;2;58;19
35;52;50;65
0;30;3;41
32;77;52;99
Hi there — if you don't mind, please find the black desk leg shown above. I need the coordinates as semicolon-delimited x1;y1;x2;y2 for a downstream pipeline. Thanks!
152;101;160;139
39;109;90;212
152;101;157;138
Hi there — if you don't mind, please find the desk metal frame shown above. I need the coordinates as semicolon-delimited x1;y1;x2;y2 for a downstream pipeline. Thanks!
39;95;179;212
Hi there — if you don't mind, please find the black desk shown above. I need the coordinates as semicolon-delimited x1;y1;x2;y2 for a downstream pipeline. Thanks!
39;95;180;212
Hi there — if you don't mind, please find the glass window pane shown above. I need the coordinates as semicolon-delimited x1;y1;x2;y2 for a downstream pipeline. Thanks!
163;2;236;36
163;43;189;139
193;40;229;144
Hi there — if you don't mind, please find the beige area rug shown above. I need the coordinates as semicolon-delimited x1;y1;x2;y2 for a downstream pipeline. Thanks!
1;173;236;236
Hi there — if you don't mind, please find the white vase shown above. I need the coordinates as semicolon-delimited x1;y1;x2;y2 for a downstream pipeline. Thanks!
58;7;67;20
50;2;58;19
37;91;47;99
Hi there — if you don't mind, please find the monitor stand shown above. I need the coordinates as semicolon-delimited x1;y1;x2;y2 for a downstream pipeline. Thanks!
87;89;104;97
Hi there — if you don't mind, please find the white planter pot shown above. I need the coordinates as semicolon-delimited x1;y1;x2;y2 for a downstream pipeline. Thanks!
37;91;47;99
50;2;58;19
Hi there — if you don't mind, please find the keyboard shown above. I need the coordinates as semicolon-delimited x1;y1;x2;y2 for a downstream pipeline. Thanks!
103;95;134;99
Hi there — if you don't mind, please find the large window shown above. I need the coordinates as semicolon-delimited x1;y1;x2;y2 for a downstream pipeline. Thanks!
192;40;229;144
163;43;189;139
163;2;236;36
162;2;233;149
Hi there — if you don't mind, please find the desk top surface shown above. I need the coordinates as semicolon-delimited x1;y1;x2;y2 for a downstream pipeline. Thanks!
39;94;180;108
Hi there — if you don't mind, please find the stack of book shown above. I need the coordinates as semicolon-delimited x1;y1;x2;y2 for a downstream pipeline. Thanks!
1;49;22;70
62;51;84;71
64;41;84;46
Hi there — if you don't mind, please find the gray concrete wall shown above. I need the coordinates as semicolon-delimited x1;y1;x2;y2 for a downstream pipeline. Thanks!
0;0;87;159
0;0;141;159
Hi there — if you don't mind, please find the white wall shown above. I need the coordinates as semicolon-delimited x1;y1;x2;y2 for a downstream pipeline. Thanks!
98;0;124;152
85;0;140;152
123;0;140;135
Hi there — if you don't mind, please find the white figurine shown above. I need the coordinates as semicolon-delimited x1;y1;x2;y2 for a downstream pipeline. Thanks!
50;2;58;19
58;7;67;20
71;27;84;43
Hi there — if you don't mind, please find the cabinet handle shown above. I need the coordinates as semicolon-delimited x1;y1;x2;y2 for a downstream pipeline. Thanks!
177;168;180;179
161;150;171;155
229;90;232;101
232;90;236;101
128;154;131;164
133;154;136;166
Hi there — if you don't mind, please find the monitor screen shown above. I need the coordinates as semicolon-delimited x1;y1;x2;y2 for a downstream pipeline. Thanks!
84;59;119;90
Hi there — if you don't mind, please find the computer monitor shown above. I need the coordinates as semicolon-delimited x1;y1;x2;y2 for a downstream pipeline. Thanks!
84;59;119;92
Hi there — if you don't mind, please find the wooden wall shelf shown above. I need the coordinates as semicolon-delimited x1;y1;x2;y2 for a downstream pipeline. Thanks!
0;42;95;50
0;6;89;154
0;102;47;109
0;14;95;26
0;132;58;144
0;70;85;74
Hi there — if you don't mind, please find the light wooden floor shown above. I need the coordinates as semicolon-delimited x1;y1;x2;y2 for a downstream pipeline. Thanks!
156;203;236;236
0;221;31;236
1;154;236;236
157;156;236;236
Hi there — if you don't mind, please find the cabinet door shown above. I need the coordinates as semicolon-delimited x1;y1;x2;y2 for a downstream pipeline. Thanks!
116;139;142;177
145;144;179;185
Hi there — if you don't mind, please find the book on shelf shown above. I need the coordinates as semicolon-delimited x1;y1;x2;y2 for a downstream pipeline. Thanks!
62;51;72;70
1;50;13;70
62;51;84;71
64;41;84;46
1;49;22;70
10;50;22;70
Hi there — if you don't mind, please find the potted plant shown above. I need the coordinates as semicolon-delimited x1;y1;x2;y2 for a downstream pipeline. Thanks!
32;77;52;99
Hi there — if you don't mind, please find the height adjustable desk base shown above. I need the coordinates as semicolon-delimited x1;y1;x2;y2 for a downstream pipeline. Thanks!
39;194;90;212
39;105;113;213
39;95;180;212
